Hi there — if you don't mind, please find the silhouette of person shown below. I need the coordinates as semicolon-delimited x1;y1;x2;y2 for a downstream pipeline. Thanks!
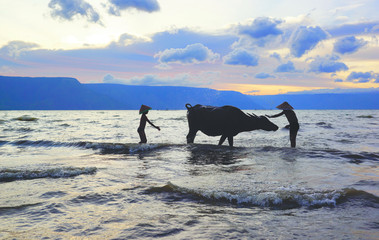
137;105;160;143
266;102;299;148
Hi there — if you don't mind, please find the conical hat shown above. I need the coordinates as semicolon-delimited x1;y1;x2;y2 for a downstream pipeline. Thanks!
276;101;294;110
139;104;152;114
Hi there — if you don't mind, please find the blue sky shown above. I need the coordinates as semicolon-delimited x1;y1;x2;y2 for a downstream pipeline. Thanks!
0;0;379;95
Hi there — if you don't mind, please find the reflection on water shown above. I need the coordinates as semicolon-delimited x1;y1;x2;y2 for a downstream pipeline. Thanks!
186;144;245;165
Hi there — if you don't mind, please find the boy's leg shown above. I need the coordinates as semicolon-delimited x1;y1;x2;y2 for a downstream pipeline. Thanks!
138;128;147;143
289;127;298;148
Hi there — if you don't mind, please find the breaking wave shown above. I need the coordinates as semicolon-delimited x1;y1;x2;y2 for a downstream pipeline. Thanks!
0;167;97;182
146;182;379;209
4;140;172;154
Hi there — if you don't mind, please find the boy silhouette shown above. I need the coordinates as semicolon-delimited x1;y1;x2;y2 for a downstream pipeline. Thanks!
266;102;299;148
137;105;160;143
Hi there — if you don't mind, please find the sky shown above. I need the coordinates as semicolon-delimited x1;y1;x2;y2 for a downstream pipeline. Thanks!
0;0;379;95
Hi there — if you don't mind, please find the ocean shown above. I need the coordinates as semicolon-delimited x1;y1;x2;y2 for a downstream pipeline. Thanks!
0;110;378;239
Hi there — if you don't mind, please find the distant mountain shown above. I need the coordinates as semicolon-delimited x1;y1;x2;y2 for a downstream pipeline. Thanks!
250;93;379;109
85;83;261;110
0;76;260;110
0;76;122;110
0;76;378;110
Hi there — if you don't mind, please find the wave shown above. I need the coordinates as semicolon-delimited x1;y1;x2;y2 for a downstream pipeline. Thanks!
3;139;379;162
12;115;38;121
316;122;333;129
146;183;379;209
5;139;175;155
0;167;97;182
357;115;374;119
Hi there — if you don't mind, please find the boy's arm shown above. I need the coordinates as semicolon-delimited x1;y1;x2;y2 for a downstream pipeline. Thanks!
266;111;284;118
146;117;161;130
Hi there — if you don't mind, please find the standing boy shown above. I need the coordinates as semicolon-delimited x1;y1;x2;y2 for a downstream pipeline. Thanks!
137;105;160;143
266;102;299;148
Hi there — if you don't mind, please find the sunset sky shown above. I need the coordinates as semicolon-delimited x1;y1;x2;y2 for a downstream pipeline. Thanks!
1;0;379;95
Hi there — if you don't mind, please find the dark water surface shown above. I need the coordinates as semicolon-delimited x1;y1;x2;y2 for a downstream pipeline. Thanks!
0;110;378;239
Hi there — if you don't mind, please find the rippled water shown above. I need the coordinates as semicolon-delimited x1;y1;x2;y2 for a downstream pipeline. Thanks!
0;110;378;239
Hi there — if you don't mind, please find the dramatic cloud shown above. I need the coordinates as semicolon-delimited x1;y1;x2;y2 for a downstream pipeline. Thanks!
48;0;101;23
103;73;213;87
223;49;259;67
238;17;283;39
290;26;328;57
108;0;160;15
255;72;275;79
0;41;39;58
308;55;348;73
346;71;379;83
275;61;298;73
333;36;367;54
154;43;220;66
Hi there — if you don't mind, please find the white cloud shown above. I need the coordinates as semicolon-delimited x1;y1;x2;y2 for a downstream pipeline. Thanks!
238;17;283;39
255;72;275;79
308;55;348;73
289;26;328;57
107;0;160;16
154;43;220;66
48;0;101;23
0;41;39;58
346;71;379;83
223;49;259;67
103;72;216;87
275;61;299;73
333;36;367;54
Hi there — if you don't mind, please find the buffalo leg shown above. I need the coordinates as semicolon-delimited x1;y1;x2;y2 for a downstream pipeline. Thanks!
228;136;233;147
218;135;227;145
187;129;197;144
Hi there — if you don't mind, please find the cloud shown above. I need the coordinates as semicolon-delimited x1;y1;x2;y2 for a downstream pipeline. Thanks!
346;71;379;83
333;36;367;54
108;0;160;15
0;41;39;58
238;17;283;39
108;33;150;47
327;21;379;37
289;26;328;57
245;90;260;94
255;72;275;79
308;55;348;73
286;87;379;94
334;78;343;82
275;61;298;73
270;52;281;61
223;49;259;67
48;0;101;23
154;43;220;66
103;73;214;87
236;17;283;47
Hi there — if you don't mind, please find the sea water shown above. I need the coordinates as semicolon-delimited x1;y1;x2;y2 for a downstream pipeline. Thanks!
0;110;378;239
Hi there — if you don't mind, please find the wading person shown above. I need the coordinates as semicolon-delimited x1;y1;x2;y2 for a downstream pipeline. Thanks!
266;102;299;148
137;105;160;143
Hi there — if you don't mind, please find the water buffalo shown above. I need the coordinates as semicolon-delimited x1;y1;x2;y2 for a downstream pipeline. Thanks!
186;104;278;147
